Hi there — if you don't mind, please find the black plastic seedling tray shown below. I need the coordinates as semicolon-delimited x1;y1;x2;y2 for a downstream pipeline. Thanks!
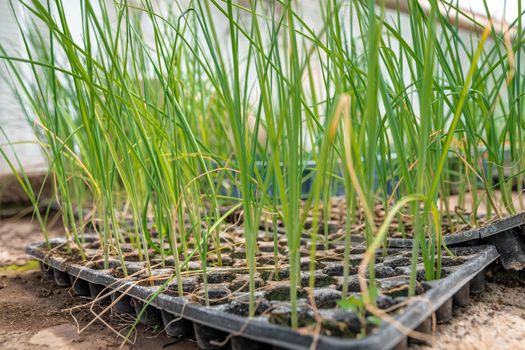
387;212;525;248
27;238;499;350
251;197;525;250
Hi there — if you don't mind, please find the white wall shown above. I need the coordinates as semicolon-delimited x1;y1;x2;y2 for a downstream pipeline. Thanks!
0;1;47;175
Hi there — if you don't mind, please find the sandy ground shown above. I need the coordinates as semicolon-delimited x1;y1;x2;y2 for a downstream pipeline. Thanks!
417;281;525;350
0;215;63;266
0;217;524;349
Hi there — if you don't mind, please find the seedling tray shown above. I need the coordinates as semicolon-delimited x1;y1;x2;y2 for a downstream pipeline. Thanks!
27;238;498;350
388;212;525;248
252;198;525;249
89;201;525;250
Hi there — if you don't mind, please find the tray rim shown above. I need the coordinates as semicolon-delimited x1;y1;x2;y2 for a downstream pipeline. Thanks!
26;240;499;350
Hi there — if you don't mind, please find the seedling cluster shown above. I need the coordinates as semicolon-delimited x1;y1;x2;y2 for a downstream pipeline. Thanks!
1;0;523;336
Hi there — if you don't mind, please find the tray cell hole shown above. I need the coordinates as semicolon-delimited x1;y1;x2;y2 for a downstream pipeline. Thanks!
131;299;163;325
53;269;71;287
111;292;135;314
88;282;111;305
161;310;194;338
435;298;452;324
39;262;55;280
469;270;486;294
87;259;120;271
69;275;91;296
193;322;229;349
193;284;232;306
452;283;470;307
